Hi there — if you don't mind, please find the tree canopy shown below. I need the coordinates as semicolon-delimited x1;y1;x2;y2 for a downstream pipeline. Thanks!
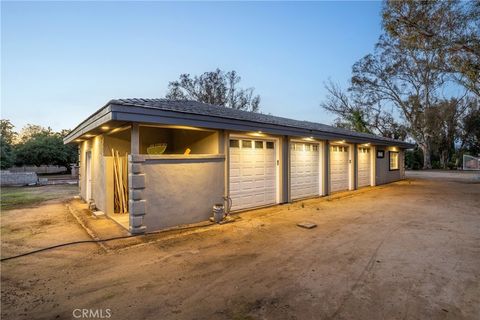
382;0;479;96
166;69;261;112
0;120;17;169
321;0;479;169
0;121;78;171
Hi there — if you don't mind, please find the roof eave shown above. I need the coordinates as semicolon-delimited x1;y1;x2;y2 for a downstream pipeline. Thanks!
63;103;114;144
109;104;414;148
64;101;415;149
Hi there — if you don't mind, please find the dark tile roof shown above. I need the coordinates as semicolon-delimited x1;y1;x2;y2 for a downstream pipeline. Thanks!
110;98;412;146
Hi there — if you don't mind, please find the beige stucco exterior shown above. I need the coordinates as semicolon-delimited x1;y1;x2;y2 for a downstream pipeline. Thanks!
79;135;108;213
141;155;225;230
77;126;225;233
76;124;407;233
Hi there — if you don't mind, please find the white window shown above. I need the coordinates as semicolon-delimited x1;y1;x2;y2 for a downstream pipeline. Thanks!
242;140;252;148
230;139;239;148
389;151;399;170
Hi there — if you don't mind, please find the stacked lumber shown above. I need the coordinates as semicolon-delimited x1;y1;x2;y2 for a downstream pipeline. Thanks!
112;149;129;213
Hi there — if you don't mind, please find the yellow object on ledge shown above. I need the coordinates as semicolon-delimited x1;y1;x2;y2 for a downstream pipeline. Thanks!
184;148;191;155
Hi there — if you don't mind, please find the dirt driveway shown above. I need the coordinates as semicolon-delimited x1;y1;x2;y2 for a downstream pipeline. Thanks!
1;171;480;320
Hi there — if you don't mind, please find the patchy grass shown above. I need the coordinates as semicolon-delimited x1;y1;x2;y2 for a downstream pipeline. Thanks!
0;185;78;211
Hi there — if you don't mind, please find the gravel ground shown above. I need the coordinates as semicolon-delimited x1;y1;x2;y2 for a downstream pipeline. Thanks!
1;171;479;320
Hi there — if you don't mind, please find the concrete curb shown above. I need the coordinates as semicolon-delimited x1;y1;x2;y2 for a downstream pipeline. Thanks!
65;201;109;253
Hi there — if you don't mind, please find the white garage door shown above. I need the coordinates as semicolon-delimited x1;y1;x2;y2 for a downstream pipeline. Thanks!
229;138;277;211
358;147;371;187
291;142;320;200
330;145;349;192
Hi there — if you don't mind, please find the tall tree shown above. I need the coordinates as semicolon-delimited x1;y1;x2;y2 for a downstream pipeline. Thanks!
166;69;261;112
14;126;78;172
321;81;372;134
321;81;408;139
0;119;17;144
426;98;470;168
350;1;453;169
0;120;17;169
458;99;480;155
383;0;480;97
15;133;77;170
0;136;15;169
322;1;478;169
17;124;52;143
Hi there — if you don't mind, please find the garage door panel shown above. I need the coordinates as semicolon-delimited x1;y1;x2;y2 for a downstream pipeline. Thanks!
230;168;240;176
254;167;264;175
330;146;349;192
358;147;371;187
291;142;320;200
265;155;275;163
264;190;276;197
265;167;275;175
230;139;277;211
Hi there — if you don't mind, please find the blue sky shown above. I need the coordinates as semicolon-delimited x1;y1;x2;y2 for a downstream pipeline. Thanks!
1;1;383;131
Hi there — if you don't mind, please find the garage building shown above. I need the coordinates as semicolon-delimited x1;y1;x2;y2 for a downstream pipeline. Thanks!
64;99;413;233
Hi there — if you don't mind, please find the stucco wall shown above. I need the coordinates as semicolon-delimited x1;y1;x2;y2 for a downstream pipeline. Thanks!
375;147;404;185
104;135;131;156
141;156;225;231
79;135;107;212
103;133;131;215
172;131;219;154
139;127;171;154
138;127;219;155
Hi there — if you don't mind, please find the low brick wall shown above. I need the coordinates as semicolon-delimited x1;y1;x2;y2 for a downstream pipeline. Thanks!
0;171;38;186
8;165;67;174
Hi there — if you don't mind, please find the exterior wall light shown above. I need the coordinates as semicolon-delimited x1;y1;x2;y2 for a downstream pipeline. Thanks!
250;131;265;137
